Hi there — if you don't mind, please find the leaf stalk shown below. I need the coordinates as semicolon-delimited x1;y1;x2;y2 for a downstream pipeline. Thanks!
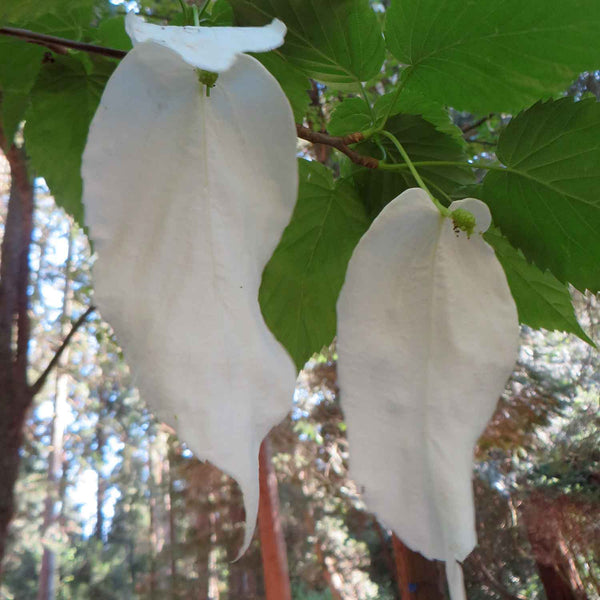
379;130;449;216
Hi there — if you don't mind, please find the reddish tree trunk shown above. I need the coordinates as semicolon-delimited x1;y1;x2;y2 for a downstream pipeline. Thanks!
258;438;291;600
0;135;34;573
523;495;586;600
392;534;446;600
536;564;579;600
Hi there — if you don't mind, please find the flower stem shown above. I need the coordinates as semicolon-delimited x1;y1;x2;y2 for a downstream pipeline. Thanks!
379;130;449;216
379;160;505;172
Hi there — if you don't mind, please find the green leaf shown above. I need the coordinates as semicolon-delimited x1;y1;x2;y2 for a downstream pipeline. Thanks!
373;90;463;141
252;52;310;122
174;0;234;25
27;4;94;39
328;91;462;141
0;0;67;24
25;54;114;224
0;38;44;143
482;98;600;293
485;228;594;345
354;114;473;218
260;160;370;371
2;0;95;37
0;1;97;144
0;38;44;94
231;0;385;86
328;98;373;136
2;92;28;145
385;0;600;113
93;16;133;52
208;0;234;25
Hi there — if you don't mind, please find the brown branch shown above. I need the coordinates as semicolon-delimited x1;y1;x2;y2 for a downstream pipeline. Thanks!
461;114;493;136
30;306;96;395
465;138;496;146
296;125;379;169
0;27;127;59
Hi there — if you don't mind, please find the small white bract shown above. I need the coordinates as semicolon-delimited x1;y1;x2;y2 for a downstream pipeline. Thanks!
125;13;287;72
81;13;297;555
337;188;520;600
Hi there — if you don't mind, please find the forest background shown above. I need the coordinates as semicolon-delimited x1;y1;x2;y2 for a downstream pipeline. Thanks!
0;0;599;599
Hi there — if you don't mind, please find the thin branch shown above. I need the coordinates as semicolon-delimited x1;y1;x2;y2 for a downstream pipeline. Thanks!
461;114;493;136
473;555;528;600
465;138;496;146
0;27;127;59
30;306;96;395
296;125;379;169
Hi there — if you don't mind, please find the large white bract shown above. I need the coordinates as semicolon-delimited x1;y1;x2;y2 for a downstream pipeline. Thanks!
81;14;297;554
337;188;520;600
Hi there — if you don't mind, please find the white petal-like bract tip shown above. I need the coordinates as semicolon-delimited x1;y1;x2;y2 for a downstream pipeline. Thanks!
125;12;286;72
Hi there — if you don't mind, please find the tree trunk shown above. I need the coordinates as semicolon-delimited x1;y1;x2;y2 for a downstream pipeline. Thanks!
304;505;344;600
95;416;106;542
258;438;291;600
148;435;159;599
392;534;447;600
523;496;586;600
36;370;70;600
195;507;209;600
121;444;138;592
535;564;580;600
229;564;258;600
0;134;34;572
166;437;178;600
37;227;73;600
208;510;220;600
373;521;402;600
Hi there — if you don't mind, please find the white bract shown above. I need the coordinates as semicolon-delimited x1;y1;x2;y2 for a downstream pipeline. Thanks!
125;13;287;72
337;188;519;600
81;13;297;554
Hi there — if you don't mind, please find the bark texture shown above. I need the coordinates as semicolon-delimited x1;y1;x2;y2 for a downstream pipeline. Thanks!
523;497;586;600
392;534;447;600
258;438;292;600
0;134;34;572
